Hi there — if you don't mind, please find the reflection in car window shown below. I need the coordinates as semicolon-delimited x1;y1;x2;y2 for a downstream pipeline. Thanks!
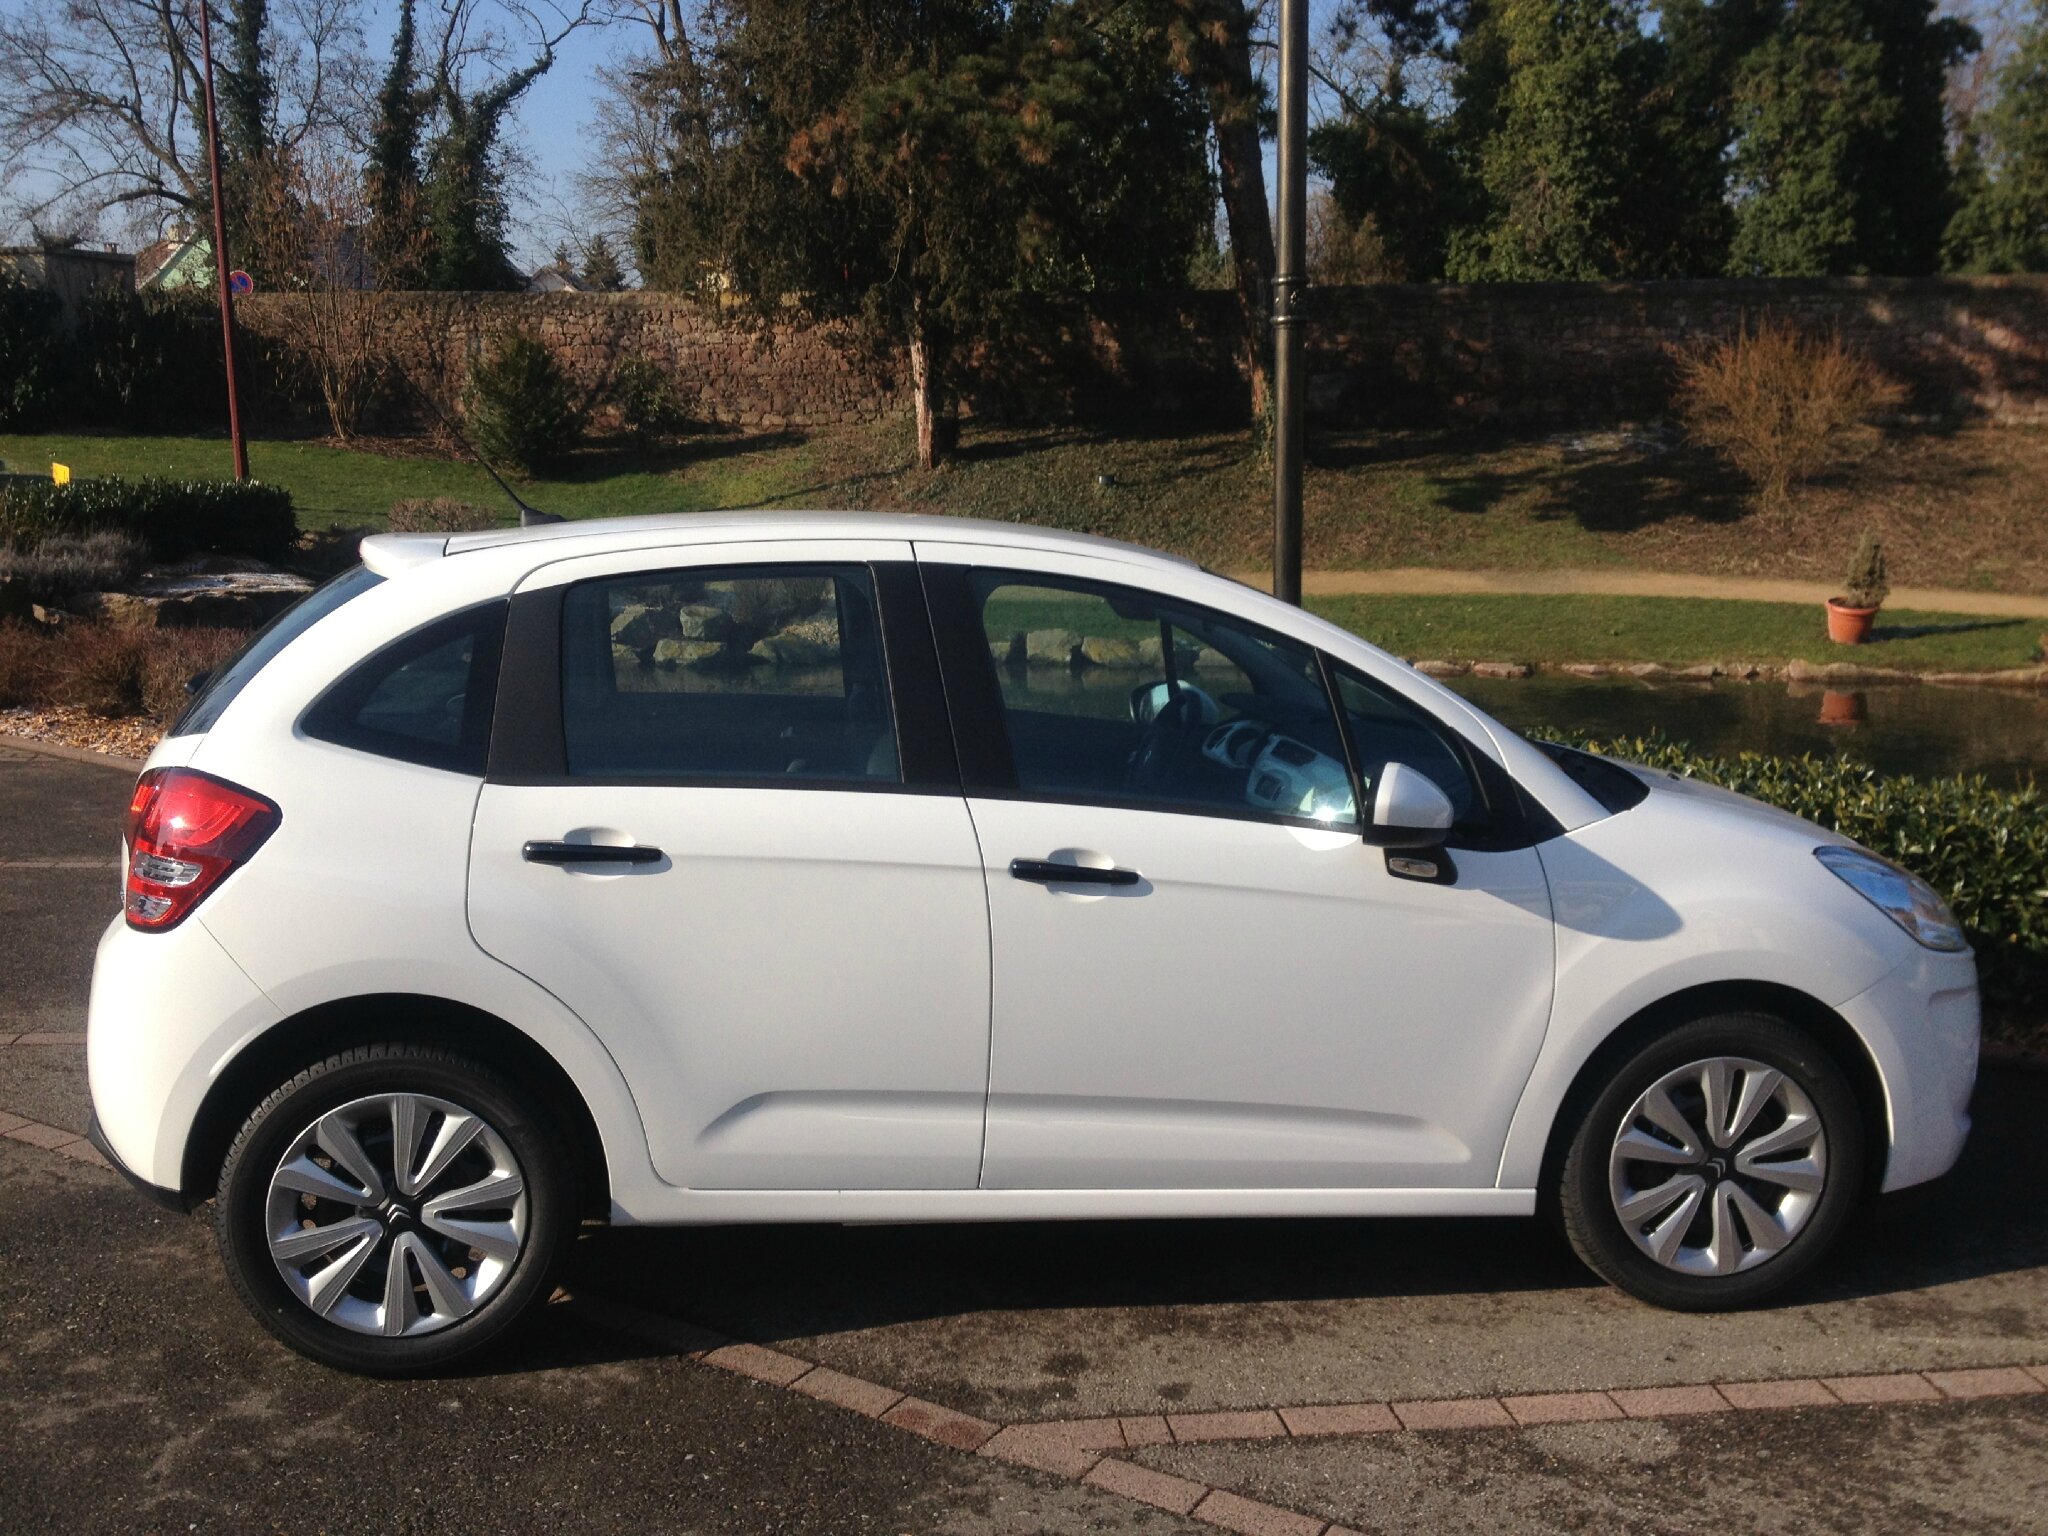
969;572;1357;826
560;565;899;784
1330;665;1483;830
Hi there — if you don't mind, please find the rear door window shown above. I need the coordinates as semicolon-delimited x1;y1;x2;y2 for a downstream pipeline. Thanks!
558;565;899;784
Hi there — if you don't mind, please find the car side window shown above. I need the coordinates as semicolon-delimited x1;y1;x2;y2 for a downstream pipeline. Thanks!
559;565;899;784
1329;664;1486;832
968;570;1357;827
301;600;506;775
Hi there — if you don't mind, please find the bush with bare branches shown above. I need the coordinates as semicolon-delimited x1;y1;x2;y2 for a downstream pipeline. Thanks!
1671;320;1905;505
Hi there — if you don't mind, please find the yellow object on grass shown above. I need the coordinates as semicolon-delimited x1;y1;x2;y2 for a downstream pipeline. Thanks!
51;462;70;485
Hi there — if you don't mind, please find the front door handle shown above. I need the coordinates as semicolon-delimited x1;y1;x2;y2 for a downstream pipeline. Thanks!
1009;858;1140;887
523;840;664;866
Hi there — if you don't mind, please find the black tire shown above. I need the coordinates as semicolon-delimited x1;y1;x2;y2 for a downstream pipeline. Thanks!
1559;1013;1865;1311
215;1044;577;1375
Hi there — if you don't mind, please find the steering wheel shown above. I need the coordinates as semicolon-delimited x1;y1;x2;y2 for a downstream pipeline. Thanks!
1125;690;1211;795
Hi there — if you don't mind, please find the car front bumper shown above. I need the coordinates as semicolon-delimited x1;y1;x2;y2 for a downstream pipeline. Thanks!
1837;944;1981;1192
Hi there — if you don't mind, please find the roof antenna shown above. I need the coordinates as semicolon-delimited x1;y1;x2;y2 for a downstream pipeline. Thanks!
398;360;565;527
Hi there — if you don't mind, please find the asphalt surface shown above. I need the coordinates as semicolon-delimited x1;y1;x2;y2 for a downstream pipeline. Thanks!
2;741;2044;1534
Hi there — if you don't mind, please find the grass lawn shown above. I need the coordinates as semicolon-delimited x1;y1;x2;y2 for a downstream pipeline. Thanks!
7;416;2048;616
1311;594;2046;672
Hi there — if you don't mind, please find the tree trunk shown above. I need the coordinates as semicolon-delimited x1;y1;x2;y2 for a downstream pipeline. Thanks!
1210;29;1276;431
908;311;956;471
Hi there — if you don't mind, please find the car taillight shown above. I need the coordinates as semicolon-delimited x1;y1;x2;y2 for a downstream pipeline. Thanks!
123;768;280;931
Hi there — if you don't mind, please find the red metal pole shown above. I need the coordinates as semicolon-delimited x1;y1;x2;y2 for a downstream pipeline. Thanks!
195;0;249;481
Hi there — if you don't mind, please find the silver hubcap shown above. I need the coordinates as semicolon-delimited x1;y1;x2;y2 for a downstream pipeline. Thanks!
265;1092;529;1338
1608;1057;1827;1277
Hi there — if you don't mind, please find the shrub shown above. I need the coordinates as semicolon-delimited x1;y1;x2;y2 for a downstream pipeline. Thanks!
387;497;503;534
610;355;692;440
1671;319;1904;504
140;628;246;720
0;530;150;604
54;623;153;716
1842;528;1890;609
1549;730;2048;1021
0;275;63;430
0;477;298;563
462;334;583;475
0;620;58;706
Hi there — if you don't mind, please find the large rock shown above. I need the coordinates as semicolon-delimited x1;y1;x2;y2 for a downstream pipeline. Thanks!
85;570;314;630
1024;629;1082;667
610;603;678;650
654;638;727;668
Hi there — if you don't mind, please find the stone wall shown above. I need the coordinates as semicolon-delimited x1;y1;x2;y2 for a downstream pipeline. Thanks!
236;275;2048;433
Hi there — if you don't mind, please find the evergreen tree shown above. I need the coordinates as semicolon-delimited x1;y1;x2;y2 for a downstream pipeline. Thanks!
1647;0;1776;274
1447;0;1677;279
365;0;431;288
219;0;275;161
581;235;628;290
422;53;555;290
1945;3;2048;271
1310;95;1463;280
1727;0;1976;275
632;0;1209;467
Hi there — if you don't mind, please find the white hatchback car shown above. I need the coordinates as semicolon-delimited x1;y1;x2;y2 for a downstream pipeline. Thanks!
87;513;1979;1373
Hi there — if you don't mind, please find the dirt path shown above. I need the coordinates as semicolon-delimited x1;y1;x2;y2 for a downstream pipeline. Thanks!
1231;567;2048;620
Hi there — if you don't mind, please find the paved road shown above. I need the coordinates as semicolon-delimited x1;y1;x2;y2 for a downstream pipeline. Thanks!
2;742;2044;1535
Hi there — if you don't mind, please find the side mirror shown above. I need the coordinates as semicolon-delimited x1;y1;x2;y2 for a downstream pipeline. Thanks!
1364;762;1454;849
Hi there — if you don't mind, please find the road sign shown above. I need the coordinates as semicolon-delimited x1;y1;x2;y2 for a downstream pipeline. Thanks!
228;269;255;297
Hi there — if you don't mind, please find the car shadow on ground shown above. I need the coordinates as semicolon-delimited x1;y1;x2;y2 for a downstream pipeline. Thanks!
552;1065;2045;1361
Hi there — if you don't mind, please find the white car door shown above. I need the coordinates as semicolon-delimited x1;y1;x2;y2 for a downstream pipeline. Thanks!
467;540;992;1190
917;547;1556;1192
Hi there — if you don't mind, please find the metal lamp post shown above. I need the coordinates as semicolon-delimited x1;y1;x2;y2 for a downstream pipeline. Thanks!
195;0;250;481
1271;0;1308;605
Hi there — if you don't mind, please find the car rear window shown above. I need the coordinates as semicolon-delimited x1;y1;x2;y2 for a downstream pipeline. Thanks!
169;565;385;739
302;601;507;774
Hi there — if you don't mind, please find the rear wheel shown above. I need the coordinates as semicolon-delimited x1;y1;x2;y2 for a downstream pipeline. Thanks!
1560;1013;1865;1310
215;1044;576;1374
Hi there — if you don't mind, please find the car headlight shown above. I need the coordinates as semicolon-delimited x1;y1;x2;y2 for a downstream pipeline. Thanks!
1814;845;1968;952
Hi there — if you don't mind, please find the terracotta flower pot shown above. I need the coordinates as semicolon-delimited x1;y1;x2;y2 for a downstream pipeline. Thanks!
1825;598;1878;645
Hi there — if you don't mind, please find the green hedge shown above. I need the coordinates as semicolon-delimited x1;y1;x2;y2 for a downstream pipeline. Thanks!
0;278;63;431
1552;731;2047;1022
0;476;298;563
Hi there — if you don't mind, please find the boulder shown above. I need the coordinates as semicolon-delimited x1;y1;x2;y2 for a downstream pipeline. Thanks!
654;638;727;668
1024;629;1081;667
82;570;315;630
610;603;678;649
1469;660;1531;679
675;603;734;641
751;630;839;667
1078;635;1151;669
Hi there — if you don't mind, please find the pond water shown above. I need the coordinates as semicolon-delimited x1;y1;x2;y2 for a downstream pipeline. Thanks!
1449;675;2048;787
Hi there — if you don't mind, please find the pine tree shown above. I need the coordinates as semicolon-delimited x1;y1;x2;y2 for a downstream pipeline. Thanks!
631;0;1208;468
1727;0;1976;275
1945;4;2048;272
581;234;628;291
1447;0;1676;279
365;0;430;289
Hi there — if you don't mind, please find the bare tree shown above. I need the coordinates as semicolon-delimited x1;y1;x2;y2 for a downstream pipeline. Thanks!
0;0;365;242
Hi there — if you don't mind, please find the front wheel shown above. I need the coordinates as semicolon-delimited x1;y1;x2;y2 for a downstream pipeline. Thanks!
1559;1014;1865;1310
215;1044;577;1374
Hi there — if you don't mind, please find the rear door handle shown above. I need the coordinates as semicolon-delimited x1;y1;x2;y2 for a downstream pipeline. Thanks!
522;840;664;866
1009;858;1140;886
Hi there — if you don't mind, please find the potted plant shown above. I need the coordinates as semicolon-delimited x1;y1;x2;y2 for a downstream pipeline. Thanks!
1826;529;1889;644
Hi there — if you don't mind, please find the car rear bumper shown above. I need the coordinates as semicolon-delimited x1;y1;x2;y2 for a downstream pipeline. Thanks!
87;913;281;1196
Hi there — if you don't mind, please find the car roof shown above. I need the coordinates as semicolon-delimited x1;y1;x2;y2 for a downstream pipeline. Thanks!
360;509;1202;575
